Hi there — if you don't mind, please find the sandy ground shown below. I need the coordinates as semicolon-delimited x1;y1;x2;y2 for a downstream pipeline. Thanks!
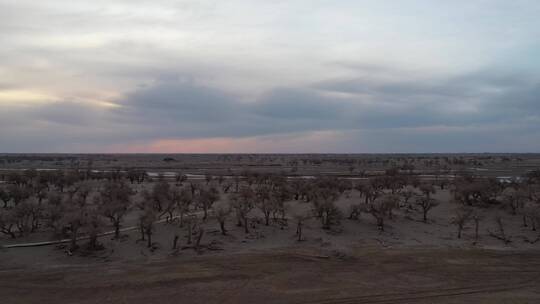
1;186;540;303
1;247;539;304
2;188;540;265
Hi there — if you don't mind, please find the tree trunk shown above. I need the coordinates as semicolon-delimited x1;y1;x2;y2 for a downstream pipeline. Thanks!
236;213;242;227
474;220;479;243
220;221;227;235
1;227;16;239
322;212;328;229
195;229;204;251
172;235;179;249
31;216;39;232
243;217;249;234
114;222;120;239
70;229;78;252
187;225;193;244
296;222;303;241
146;230;152;248
88;233;98;250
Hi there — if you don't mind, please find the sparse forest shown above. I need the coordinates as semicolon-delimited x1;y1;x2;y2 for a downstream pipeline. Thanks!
1;154;539;257
1;154;540;304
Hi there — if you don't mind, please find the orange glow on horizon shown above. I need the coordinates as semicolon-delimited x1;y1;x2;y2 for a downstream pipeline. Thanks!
106;131;343;153
108;137;255;153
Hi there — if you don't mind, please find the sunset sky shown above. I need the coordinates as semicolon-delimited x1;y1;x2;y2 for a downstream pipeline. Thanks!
1;0;540;153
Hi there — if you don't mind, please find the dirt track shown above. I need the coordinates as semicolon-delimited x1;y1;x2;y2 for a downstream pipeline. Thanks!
1;247;539;304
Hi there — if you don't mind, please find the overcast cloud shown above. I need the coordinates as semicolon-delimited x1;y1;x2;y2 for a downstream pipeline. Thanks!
1;0;539;152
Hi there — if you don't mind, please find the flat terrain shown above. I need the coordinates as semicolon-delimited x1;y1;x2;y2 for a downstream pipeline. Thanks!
2;153;540;178
1;247;539;304
1;153;539;303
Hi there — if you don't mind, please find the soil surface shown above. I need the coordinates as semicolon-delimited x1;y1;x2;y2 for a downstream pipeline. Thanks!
1;246;539;304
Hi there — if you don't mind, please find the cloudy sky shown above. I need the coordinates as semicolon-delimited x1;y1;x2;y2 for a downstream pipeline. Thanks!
1;0;540;153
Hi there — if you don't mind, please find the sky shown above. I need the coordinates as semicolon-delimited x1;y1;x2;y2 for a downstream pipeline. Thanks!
1;0;540;153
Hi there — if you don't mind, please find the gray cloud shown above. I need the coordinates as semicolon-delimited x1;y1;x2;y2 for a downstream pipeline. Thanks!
2;1;540;152
2;68;540;152
253;88;346;120
95;70;538;141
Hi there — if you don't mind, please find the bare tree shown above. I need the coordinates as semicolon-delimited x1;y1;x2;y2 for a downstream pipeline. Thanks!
294;214;308;241
205;174;213;185
82;208;104;250
96;181;133;239
366;195;397;231
523;186;540;229
502;187;527;215
128;169;147;184
198;186;220;221
44;193;65;235
383;194;400;220
183;214;199;245
355;182;380;205
160;194;177;224
348;204;362;220
172;234;180;250
256;185;273;226
216;175;225;185
174;172;187;186
419;183;436;200
13;199;42;235
311;187;341;230
230;187;255;234
488;215;512;245
142;181;171;212
269;185;290;225
0;208;16;238
0;188;10;209
214;202;231;235
33;182;48;205
61;198;86;252
451;207;473;239
453;177;501;206
7;185;31;207
415;196;439;223
522;202;539;231
70;181;92;204
139;208;157;248
194;226;204;253
400;189;416;208
471;210;483;245
174;188;193;227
